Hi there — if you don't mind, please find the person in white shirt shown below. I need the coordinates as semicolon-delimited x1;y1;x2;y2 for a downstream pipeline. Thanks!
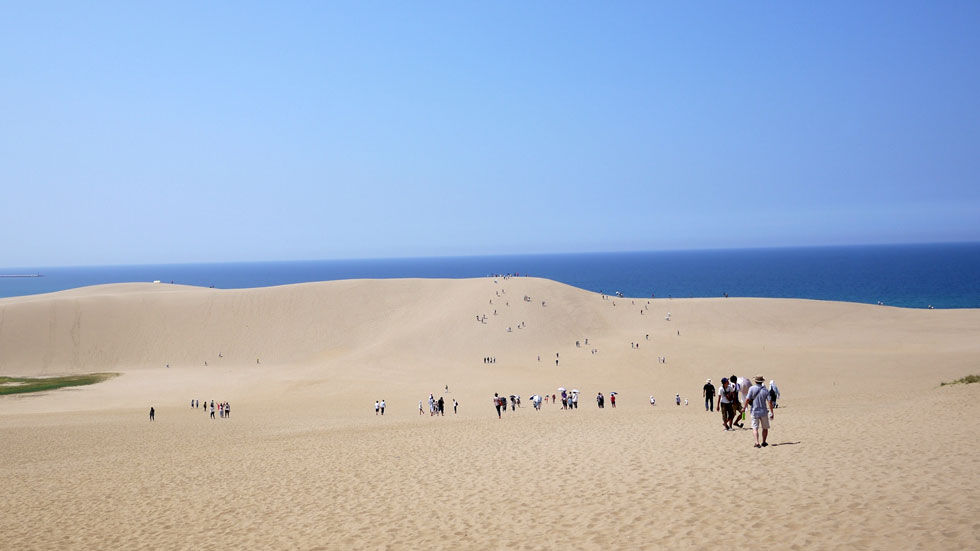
717;378;738;430
375;400;380;415
379;400;386;415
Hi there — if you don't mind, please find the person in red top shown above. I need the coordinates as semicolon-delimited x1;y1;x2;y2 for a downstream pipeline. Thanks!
610;393;616;408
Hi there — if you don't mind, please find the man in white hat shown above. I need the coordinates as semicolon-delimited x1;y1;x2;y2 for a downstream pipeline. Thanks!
702;378;715;412
744;375;774;448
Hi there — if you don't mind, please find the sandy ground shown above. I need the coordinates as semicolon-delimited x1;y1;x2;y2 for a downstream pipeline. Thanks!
1;278;978;549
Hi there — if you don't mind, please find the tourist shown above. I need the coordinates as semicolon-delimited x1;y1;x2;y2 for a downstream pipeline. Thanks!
493;393;502;419
419;400;424;415
675;393;681;406
745;376;774;448
649;395;656;406
453;398;458;414
610;393;616;408
730;374;745;428
718;377;736;430
769;379;780;408
438;396;444;416
149;406;154;421
380;399;386;415
703;379;715;412
375;400;380;415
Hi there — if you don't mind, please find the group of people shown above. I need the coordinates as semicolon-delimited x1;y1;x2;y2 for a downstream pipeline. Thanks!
374;399;386;415
191;399;229;419
595;392;616;408
420;394;458;416
708;375;778;447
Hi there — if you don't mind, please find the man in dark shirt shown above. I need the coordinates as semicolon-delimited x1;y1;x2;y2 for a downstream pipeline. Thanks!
702;379;716;412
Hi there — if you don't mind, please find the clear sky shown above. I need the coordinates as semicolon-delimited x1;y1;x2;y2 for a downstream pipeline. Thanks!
2;2;978;266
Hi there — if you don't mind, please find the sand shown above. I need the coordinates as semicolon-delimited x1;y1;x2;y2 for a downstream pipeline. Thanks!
1;277;978;549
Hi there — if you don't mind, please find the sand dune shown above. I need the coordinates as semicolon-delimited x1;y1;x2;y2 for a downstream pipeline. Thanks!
1;278;978;549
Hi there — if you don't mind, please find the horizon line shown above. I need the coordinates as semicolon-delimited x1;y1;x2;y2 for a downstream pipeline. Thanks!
4;239;979;271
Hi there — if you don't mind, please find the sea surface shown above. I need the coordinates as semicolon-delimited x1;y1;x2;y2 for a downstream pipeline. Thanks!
1;243;978;309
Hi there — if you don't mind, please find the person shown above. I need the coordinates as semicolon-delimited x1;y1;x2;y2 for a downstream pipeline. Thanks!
375;400;380;415
745;376;774;448
210;402;215;419
437;396;444;416
190;399;194;408
453;398;458;414
702;379;715;412
419;400;424;415
596;393;603;408
380;399;386;415
610;393;616;408
493;393;502;419
730;374;745;428
149;406;154;421
649;395;656;406
225;402;230;418
675;393;681;406
718;377;736;430
769;379;780;408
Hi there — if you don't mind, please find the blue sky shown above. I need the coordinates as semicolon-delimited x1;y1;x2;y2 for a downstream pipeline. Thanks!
2;2;978;266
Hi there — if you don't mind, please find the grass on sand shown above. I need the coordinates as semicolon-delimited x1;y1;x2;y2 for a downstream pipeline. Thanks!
940;374;980;386
0;373;119;395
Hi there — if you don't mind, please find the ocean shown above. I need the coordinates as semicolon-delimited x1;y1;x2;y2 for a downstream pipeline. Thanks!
1;243;978;308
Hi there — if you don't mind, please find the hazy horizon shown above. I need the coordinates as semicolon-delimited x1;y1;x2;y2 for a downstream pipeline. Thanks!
2;239;977;271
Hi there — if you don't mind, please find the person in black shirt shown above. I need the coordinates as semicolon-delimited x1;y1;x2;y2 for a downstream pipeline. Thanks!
703;379;715;412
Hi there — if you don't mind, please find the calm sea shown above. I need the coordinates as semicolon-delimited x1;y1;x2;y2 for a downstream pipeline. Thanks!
1;243;978;309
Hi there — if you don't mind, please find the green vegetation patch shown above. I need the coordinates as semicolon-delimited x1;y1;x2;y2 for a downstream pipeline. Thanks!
940;374;980;386
0;373;119;395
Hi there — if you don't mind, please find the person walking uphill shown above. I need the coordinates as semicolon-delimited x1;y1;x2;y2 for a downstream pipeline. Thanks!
149;407;154;421
493;393;502;419
745;376;774;448
703;379;715;412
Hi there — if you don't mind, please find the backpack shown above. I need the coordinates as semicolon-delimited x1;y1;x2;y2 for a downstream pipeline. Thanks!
724;384;737;402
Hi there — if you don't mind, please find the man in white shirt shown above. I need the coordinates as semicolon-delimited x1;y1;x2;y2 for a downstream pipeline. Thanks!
717;377;737;430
